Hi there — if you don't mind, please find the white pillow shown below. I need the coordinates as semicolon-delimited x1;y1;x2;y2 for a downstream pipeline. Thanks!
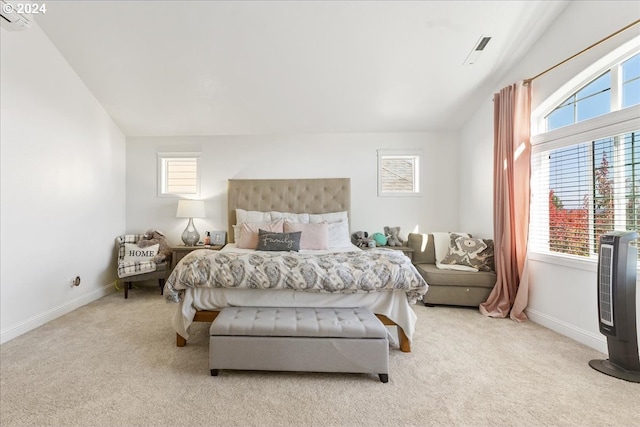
270;211;310;223
236;209;271;224
327;219;351;248
123;243;159;263
309;211;348;224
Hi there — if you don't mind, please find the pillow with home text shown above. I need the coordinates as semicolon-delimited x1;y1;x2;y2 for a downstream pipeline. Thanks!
123;243;159;263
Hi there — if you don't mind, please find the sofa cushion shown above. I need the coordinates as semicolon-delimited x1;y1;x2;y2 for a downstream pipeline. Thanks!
415;263;496;288
407;233;436;264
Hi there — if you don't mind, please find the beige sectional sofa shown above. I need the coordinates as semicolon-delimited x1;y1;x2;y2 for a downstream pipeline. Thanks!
406;233;497;307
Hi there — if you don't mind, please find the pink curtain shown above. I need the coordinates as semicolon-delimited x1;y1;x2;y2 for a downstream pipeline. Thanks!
479;82;531;322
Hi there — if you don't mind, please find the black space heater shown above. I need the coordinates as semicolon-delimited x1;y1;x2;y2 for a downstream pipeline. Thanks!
589;231;640;382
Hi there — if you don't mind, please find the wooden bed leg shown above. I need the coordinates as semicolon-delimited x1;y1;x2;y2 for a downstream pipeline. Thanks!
397;326;411;352
375;314;411;353
176;333;187;347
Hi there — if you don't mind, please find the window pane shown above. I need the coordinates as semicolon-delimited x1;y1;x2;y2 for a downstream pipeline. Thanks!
576;72;610;99
377;150;421;196
622;53;640;82
621;47;640;109
547;103;574;131
158;154;199;196
546;72;614;130
547;143;591;256
626;132;640;242
592;138;616;248
535;133;639;259
622;79;640;108
166;159;198;194
381;157;416;192
576;90;610;122
549;145;591;208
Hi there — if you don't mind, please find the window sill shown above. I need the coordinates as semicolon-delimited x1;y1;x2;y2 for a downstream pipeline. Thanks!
528;251;597;272
528;250;640;275
377;192;422;197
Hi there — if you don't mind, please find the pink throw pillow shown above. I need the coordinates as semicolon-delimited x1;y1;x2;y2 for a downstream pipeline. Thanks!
284;221;328;250
236;220;284;249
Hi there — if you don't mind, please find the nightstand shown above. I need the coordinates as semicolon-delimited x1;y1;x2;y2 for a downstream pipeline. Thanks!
170;244;224;273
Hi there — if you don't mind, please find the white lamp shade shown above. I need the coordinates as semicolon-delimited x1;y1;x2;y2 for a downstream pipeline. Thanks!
176;200;206;218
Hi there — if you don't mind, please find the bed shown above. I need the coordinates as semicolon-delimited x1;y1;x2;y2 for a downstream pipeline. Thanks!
165;178;428;352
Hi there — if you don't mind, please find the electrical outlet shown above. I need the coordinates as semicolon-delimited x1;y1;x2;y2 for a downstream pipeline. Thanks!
71;276;81;287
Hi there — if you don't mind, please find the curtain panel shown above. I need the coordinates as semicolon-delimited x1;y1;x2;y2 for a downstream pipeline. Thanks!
480;82;531;322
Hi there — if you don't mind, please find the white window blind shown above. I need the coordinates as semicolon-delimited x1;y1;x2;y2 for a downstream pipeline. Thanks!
530;131;639;260
377;149;422;196
157;152;200;197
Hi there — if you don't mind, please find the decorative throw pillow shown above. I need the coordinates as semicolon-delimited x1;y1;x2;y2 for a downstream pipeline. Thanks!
236;219;284;249
284;221;328;250
440;237;488;270
123;243;159;263
477;239;495;272
256;229;302;252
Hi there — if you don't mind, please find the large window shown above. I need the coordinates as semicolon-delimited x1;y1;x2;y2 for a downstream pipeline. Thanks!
533;132;639;258
530;48;640;263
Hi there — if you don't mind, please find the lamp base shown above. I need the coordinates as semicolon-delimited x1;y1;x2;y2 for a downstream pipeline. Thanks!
181;218;200;246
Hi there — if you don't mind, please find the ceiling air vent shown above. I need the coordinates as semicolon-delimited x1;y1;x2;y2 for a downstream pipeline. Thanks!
463;35;492;65
0;1;32;31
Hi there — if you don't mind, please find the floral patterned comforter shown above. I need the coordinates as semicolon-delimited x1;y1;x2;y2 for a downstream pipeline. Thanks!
164;248;428;304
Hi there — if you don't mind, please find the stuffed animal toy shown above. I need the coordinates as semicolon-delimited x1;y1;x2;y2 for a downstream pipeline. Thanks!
372;232;387;247
384;226;404;247
350;231;371;249
137;229;172;264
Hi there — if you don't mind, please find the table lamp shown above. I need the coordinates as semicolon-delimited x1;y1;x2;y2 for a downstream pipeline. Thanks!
176;200;206;246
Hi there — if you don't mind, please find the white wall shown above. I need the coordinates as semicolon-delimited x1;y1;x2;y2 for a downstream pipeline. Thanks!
0;23;126;343
458;1;640;352
126;132;459;245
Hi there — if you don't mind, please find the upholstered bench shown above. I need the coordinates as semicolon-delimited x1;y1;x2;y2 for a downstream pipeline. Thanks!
209;307;390;382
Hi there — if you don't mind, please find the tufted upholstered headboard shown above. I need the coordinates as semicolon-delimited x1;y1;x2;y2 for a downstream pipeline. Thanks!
227;178;351;243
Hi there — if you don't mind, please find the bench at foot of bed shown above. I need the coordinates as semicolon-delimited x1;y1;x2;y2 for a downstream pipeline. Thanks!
209;307;389;382
176;309;412;352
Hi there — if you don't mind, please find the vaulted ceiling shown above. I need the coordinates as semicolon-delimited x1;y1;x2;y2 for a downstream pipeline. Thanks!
34;1;569;136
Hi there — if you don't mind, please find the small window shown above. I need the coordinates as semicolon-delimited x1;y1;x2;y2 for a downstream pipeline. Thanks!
377;149;422;196
157;152;200;197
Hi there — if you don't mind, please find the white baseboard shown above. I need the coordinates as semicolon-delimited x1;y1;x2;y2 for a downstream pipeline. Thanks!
525;307;607;354
0;282;116;344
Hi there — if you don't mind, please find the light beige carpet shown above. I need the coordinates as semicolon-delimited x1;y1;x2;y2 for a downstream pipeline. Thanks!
1;284;638;427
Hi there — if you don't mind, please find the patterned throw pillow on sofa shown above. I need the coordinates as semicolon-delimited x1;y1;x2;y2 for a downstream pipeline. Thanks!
478;239;495;272
440;236;493;271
